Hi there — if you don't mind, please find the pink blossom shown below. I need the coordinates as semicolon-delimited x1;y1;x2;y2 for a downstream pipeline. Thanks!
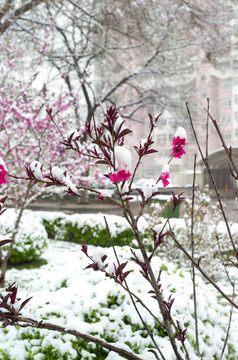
0;164;7;185
170;136;187;158
98;194;104;200
109;170;131;183
160;172;170;188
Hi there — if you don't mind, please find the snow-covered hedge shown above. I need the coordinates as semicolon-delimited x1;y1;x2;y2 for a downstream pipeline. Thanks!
0;210;48;264
0;241;237;359
40;212;149;247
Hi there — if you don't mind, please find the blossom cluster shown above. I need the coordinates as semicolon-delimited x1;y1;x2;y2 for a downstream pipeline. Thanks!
0;159;7;186
170;127;187;159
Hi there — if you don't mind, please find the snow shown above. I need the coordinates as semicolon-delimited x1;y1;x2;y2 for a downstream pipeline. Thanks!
30;160;42;180
66;129;79;142
51;166;78;193
0;210;238;359
141;179;157;200
114;117;125;133
153;222;168;234
0;156;7;171
140;138;147;148
114;146;131;171
162;163;169;173
174;127;187;140
99;189;113;198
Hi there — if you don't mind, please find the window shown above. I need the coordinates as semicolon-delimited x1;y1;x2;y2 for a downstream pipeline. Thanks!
233;78;238;86
159;118;167;126
157;134;166;145
201;75;206;81
234;95;238;104
221;80;231;91
221;114;231;124
234;112;238;121
223;132;232;141
235;129;238;137
220;99;231;108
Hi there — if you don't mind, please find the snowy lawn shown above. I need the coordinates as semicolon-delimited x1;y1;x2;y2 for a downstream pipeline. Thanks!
0;211;238;359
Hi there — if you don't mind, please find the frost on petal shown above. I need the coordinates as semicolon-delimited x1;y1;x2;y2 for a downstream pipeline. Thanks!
30;161;42;180
115;146;131;171
174;127;187;141
141;179;157;200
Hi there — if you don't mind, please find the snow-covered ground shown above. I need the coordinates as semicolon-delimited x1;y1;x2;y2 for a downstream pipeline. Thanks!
0;211;238;359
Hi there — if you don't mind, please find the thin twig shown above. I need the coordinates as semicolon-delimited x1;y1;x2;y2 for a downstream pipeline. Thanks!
205;97;210;159
1;315;143;360
186;103;238;262
169;231;238;309
191;154;200;356
125;212;185;360
204;108;238;179
219;286;235;360
104;216;166;360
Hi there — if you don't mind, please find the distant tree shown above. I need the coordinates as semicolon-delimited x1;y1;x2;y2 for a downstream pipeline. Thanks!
1;0;235;127
0;36;96;286
0;0;53;35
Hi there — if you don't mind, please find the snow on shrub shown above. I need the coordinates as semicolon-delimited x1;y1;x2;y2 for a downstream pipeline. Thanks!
0;241;237;359
0;209;48;264
40;211;149;247
146;186;237;277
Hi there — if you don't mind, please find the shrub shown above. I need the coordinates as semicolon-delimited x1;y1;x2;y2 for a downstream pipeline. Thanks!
0;248;236;359
147;186;238;277
41;212;149;247
0;210;48;264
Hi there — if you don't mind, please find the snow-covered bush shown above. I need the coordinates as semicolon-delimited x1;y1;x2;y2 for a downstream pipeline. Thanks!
0;210;48;264
147;186;237;277
0;242;237;360
41;212;149;247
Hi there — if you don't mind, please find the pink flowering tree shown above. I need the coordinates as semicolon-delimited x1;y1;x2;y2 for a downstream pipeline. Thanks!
0;39;101;286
